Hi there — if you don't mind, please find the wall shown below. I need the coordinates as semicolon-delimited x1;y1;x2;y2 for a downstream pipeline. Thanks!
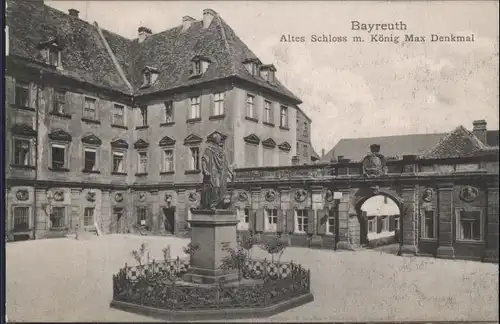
296;109;312;164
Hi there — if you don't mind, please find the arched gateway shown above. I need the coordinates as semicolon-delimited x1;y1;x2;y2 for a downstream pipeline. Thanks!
232;143;499;263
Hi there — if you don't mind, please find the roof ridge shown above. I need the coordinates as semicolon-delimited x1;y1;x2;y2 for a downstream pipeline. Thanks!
216;16;237;75
338;132;447;142
421;125;489;158
94;21;134;94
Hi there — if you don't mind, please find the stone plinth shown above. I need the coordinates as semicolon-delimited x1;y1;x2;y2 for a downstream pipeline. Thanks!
183;209;240;284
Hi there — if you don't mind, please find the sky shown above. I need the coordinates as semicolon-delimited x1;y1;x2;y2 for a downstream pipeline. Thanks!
47;1;499;154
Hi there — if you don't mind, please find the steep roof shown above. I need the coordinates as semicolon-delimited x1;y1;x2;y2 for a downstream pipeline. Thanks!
6;0;131;93
322;126;499;163
6;0;301;104
422;126;498;159
321;133;446;162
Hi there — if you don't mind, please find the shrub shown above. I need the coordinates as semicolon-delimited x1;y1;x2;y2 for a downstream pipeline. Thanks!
260;235;287;263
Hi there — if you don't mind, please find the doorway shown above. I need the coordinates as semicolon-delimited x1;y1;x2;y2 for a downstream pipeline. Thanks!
113;207;124;233
162;207;176;235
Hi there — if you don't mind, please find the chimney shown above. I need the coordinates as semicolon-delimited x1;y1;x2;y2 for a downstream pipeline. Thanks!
182;16;196;32
202;9;216;29
68;9;79;18
322;148;325;158
472;120;487;144
138;26;152;43
337;155;344;161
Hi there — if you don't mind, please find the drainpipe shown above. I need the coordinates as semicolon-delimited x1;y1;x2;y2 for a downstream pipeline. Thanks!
33;70;43;240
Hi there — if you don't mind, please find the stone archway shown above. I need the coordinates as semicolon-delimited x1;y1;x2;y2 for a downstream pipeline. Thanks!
352;186;404;247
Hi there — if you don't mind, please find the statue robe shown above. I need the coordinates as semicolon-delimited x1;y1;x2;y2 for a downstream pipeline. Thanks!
200;144;232;209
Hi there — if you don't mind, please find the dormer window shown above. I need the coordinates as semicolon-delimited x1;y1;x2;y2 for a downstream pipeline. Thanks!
243;58;262;77
38;37;63;68
142;66;159;87
260;64;276;83
191;56;210;76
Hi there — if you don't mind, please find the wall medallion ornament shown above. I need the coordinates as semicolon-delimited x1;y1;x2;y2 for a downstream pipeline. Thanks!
138;192;147;202
165;194;173;203
115;193;124;202
52;190;64;202
237;191;249;202
460;186;479;203
16;189;29;201
295;189;307;202
265;190;277;202
188;191;198;202
325;189;334;202
86;191;96;202
422;188;434;203
362;144;388;177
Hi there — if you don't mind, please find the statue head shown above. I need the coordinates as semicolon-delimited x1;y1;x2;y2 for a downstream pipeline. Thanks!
211;133;222;146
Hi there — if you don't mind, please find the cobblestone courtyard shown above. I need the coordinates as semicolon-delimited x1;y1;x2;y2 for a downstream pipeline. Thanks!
6;235;498;322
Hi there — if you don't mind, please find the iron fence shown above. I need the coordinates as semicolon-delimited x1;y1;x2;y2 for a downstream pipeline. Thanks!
112;258;311;310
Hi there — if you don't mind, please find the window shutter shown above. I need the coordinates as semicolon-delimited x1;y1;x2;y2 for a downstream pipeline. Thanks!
286;209;295;233
307;209;315;235
210;94;214;116
147;207;153;229
249;210;256;232
277;209;284;233
377;216;382;233
30;83;37;109
47;88;54;113
255;209;265;232
317;209;327;235
389;216;395;231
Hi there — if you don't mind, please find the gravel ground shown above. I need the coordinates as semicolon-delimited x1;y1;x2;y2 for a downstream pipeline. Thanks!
6;235;499;322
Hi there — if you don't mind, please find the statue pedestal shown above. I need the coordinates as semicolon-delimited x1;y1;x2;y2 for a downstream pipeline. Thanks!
183;209;240;284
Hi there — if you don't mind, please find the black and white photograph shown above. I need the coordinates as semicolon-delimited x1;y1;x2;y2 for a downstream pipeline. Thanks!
4;0;499;322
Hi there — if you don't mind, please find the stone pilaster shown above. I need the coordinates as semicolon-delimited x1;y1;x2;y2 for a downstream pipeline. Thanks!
34;188;48;237
399;185;419;256
176;189;187;232
310;186;324;238
483;186;499;263
436;183;455;259
70;188;83;230
150;190;160;233
250;187;261;211
336;189;354;250
101;189;111;234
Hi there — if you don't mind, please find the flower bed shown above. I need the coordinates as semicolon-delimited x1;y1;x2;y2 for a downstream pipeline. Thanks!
112;258;311;311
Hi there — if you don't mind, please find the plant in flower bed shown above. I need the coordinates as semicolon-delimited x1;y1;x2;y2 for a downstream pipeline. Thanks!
220;242;250;282
259;235;287;264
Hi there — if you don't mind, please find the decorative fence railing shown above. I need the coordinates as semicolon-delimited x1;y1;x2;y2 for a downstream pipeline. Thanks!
112;258;311;310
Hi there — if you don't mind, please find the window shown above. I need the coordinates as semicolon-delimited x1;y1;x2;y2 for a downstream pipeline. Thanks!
53;90;66;114
367;217;376;233
83;207;95;226
193;60;201;74
137;152;148;173
83;97;97;120
164;101;174;123
303;122;308;137
137;207;147;226
189;96;201;119
51;144;66;169
113;104;125;126
15;81;30;107
327;208;337;234
457;210;482;241
13;138;31;165
244;143;258;167
296;142;299;153
421;211;435;239
112;152;125;173
296;209;308;233
264;100;273;123
245;62;258;76
139;106;148;126
13;207;30;231
162;149;174;172
246;94;255;119
303;144;308;157
189;147;200;170
213;92;225;116
395;217;400;231
51;207;66;228
144;71;151;85
280;106;289;128
381;216;389;231
48;47;60;67
83;148;97;171
244;208;250;224
263;147;275;166
266;208;278;232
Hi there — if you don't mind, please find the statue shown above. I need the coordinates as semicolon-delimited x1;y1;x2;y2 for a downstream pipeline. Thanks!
200;133;233;209
362;144;388;177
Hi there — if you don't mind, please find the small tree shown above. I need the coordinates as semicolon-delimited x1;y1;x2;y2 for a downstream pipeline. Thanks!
220;243;249;282
260;235;287;264
131;242;149;267
183;242;200;257
239;231;257;259
162;245;172;261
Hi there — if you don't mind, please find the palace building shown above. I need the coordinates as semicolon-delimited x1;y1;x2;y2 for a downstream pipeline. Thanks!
5;0;316;240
